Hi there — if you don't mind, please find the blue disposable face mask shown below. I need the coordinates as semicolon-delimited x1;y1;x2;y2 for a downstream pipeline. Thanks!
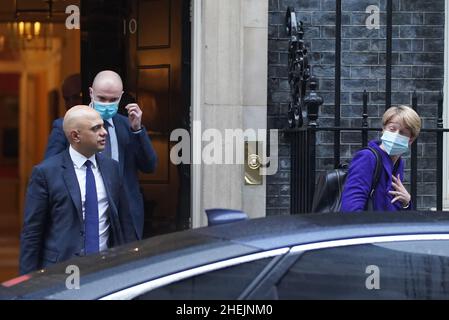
92;97;120;120
381;131;410;156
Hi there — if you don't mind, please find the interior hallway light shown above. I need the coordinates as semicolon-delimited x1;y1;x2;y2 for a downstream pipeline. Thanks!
34;22;41;37
18;22;24;36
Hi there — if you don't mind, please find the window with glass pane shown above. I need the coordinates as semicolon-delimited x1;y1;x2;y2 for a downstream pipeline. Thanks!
134;257;273;300
276;240;449;299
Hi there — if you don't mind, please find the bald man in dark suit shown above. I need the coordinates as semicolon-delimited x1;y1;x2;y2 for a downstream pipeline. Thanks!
20;106;135;275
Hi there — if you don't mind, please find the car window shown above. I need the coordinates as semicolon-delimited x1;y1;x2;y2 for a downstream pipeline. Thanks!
275;240;449;299
133;257;273;300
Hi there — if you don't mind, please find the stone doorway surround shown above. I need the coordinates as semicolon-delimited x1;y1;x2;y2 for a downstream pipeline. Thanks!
191;0;269;227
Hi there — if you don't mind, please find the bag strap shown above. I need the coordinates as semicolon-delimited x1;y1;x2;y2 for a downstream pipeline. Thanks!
366;147;382;197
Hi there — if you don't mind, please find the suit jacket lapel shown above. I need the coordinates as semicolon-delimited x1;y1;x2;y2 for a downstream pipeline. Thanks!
112;116;127;178
62;151;83;224
96;154;117;215
97;154;123;246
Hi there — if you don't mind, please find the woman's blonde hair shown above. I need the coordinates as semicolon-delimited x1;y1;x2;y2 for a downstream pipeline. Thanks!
382;105;422;138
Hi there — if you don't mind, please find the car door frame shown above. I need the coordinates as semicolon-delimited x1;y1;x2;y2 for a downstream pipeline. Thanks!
244;233;449;299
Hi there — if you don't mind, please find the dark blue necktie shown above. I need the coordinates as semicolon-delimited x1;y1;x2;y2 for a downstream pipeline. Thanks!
84;160;99;254
103;121;112;159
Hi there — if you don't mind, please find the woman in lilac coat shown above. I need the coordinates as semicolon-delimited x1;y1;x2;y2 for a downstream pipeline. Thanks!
341;105;421;212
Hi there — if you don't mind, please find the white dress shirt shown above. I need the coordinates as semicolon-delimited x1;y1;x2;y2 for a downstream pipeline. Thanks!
69;146;110;251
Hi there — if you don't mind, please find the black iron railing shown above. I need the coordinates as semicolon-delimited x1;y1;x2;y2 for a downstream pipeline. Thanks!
283;3;449;213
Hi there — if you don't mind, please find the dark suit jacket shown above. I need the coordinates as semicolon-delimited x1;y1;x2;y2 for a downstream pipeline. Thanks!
44;114;157;239
19;151;136;275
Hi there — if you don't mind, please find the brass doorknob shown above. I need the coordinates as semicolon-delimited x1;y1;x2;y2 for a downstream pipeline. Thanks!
248;154;261;170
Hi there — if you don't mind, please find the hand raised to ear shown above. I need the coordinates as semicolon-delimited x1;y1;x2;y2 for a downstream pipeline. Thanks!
126;103;142;131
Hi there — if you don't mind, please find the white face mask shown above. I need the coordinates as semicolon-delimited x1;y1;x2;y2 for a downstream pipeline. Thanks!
381;131;410;156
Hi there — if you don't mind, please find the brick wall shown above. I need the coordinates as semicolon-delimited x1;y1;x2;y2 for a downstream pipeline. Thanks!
267;0;445;213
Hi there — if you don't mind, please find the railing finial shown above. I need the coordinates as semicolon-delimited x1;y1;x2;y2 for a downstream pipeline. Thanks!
304;78;323;128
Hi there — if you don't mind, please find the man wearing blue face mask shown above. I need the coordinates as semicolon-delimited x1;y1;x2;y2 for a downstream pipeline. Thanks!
341;105;421;212
44;70;157;240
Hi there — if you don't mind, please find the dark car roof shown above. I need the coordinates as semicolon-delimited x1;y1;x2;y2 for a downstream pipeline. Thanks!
196;211;449;249
2;211;449;299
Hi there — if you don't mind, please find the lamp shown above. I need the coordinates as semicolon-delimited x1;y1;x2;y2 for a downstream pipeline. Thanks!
6;0;55;50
